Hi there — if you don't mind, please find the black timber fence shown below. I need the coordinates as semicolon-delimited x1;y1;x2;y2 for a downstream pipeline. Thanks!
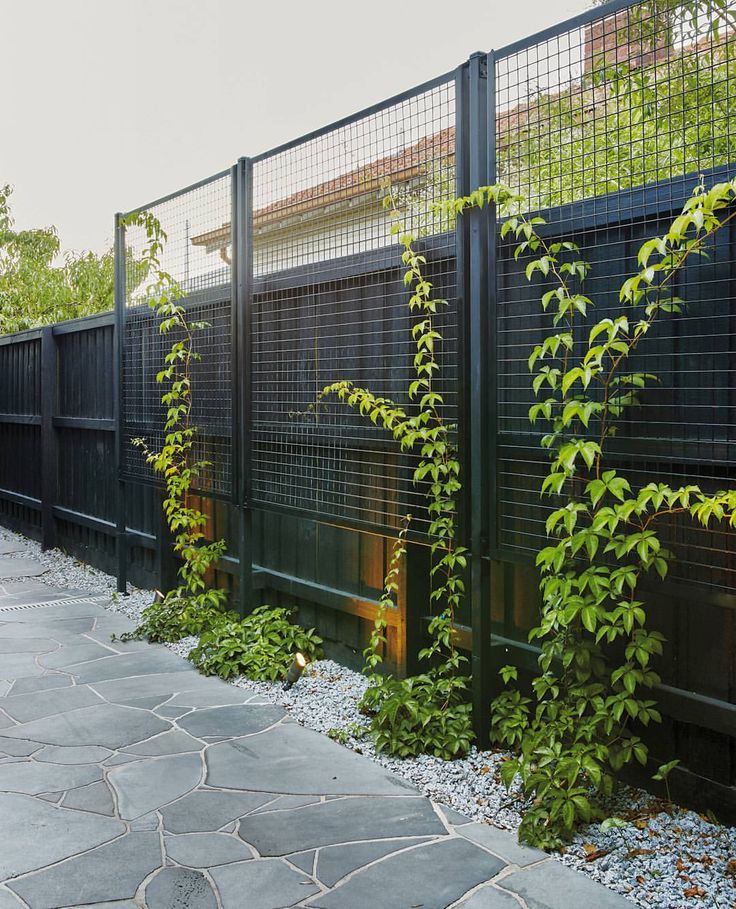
1;0;735;816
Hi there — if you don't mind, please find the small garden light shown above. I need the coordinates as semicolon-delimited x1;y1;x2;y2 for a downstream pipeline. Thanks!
283;652;308;690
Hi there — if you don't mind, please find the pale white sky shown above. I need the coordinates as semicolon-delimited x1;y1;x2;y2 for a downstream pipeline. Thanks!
2;0;589;255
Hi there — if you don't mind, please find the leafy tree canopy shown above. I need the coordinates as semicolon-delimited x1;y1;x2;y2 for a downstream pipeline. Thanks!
0;183;114;334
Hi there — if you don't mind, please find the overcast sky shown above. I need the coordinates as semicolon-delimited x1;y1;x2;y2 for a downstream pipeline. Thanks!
2;0;589;255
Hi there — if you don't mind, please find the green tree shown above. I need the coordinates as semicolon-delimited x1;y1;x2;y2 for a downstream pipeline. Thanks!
0;184;114;333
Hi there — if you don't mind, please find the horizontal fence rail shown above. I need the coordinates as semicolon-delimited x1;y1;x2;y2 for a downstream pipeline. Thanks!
0;0;734;815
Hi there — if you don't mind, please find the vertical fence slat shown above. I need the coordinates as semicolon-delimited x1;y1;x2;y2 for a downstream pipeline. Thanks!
40;327;57;551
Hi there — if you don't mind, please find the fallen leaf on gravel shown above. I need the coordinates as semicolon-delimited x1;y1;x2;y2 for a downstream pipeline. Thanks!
626;848;655;858
479;766;490;775
726;858;736;878
636;875;647;885
676;858;688;872
583;847;610;862
698;855;713;867
683;885;706;899
634;818;649;829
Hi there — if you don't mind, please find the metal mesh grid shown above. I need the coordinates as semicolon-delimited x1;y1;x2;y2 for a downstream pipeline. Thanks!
122;172;233;498
250;81;458;533
495;0;736;592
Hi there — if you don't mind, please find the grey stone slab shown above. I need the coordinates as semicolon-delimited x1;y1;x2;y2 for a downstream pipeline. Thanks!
130;811;159;831
165;832;253;867
61;779;115;815
122;729;204;756
238;796;446;855
37;790;65;803
108;752;203;819
0;712;14;729
59;903;138;909
0;889;25;908
0;791;124;878
0;636;57;654
0;759;101;794
307;838;505;909
8;673;73;696
90;670;214;703
0;541;24;555
1;684;103;723
211;859;318;909
438;804;475;826
315;837;436;887
206;725;416;796
499;860;633;909
456;885;527;908
0;734;41;756
39;640;116;669
0;702;171;749
68;649;195;684
8;831;161;909
0;557;47;578
289;851;316;875
161;790;274;833
0;680;10;697
253;794;321;813
0;653;45;678
119;694;171;710
145;868;217;909
35;744;112;764
168;686;259;708
156;706;192;719
459;822;547;867
178;704;285;738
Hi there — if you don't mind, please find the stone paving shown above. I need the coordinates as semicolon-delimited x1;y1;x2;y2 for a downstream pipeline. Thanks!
0;563;633;909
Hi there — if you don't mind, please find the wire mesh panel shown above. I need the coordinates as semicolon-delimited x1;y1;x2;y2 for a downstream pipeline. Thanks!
250;79;458;534
121;172;233;499
494;0;736;592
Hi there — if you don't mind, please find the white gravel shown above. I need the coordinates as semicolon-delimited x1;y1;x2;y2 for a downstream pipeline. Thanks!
1;524;734;909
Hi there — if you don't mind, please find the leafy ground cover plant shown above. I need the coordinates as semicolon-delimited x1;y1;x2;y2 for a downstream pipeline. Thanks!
303;190;472;761
190;605;323;681
463;178;736;848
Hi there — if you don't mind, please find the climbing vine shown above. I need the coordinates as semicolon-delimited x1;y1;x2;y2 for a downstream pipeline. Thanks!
456;179;736;848
304;190;472;761
121;211;228;641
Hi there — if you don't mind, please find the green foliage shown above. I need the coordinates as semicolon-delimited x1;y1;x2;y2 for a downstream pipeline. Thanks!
475;177;736;848
190;606;323;681
499;1;736;211
0;184;115;333
122;209;227;635
304;189;472;761
117;589;233;644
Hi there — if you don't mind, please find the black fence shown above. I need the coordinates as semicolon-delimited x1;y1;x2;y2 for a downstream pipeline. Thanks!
1;0;735;815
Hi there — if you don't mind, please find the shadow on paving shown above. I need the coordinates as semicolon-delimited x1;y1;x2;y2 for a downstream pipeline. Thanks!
0;578;631;909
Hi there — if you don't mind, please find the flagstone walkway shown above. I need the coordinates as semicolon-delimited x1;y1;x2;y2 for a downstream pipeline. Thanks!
0;560;632;909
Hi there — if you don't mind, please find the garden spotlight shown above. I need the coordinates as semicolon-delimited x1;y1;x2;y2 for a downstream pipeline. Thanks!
283;652;307;690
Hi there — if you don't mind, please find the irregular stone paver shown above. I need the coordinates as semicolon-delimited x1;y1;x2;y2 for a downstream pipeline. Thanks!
178;703;285;737
108;752;203;819
0;557;47;578
315;837;436;887
145;868;218;909
1;684;103;723
0;702;171;749
8;832;161;908
499;861;633;908
207;725;416;795
61;779;115;815
0;577;633;909
0;791;124;878
164;832;253;866
0;760;101;795
307;839;505;909
238;796;445;855
161;789;274;833
210;859;319;909
0;541;24;554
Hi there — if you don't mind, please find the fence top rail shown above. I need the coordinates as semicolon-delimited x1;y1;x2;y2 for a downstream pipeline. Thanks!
494;0;646;60
120;167;232;220
52;310;115;336
0;327;43;346
250;67;461;164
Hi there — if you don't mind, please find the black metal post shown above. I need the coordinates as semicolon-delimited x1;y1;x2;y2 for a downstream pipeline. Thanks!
233;156;254;616
466;51;493;744
40;327;58;551
113;213;128;594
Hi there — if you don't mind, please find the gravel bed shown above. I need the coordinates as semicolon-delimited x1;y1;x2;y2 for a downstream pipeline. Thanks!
1;525;734;909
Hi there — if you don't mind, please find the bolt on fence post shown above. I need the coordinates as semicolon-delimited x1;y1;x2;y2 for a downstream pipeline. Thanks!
233;156;254;617
113;213;128;594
